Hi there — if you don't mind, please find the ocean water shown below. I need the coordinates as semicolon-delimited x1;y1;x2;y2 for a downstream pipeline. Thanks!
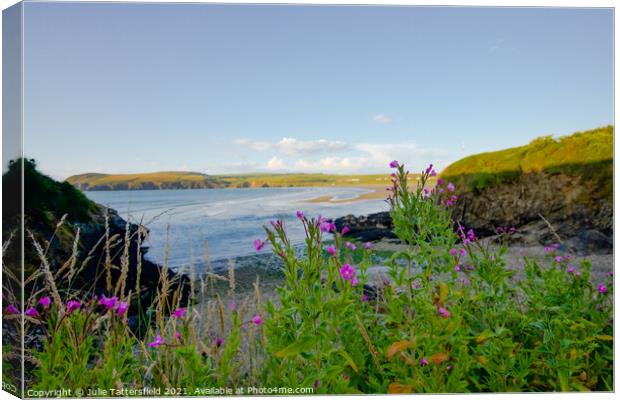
85;187;388;269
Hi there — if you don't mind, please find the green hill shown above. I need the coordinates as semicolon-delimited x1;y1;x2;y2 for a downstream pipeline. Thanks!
441;125;613;193
66;171;226;190
66;171;391;191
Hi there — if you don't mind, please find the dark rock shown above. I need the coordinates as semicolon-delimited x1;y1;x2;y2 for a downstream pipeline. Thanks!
334;212;399;242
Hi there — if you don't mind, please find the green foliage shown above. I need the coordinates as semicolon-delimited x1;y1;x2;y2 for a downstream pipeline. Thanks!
9;160;614;395
441;125;613;193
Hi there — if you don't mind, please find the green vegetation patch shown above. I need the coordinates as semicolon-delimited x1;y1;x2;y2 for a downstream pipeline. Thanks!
441;126;613;193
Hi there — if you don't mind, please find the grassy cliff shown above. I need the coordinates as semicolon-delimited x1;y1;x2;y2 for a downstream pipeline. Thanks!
66;171;390;190
441;125;613;194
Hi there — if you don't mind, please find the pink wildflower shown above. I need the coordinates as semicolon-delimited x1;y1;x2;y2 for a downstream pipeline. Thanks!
363;242;373;250
450;248;457;256
568;267;575;273
454;264;461;272
327;245;337;256
175;331;181;341
389;160;399;168
319;221;332;233
4;305;19;315
253;239;265;251
116;301;129;316
38;296;51;309
66;300;81;314
341;226;350;235
350;277;359;287
437;178;444;186
339;264;355;281
172;308;186;318
447;182;455;192
544;246;551;253
296;211;304;220
420;358;428;366
361;294;368;302
148;334;164;348
425;164;433;174
345;242;357;251
252;314;263;325
438;307;450;318
25;308;39;318
554;256;563;263
99;294;118;310
216;337;223;347
598;284;607;295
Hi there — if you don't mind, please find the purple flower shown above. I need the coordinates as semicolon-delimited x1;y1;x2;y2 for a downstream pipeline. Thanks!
66;300;81;314
447;182;455;192
420;358;428;366
296;211;304;220
576;271;582;277
175;331;182;341
229;302;237;311
389;160;399;168
313;380;319;391
598;284;607;295
460;248;466;257
361;294;368;302
466;264;474;271
327;245;337;256
363;242;373;250
4;305;19;315
350;277;359;287
215;337;223;347
437;178;444;186
568;267;575;273
490;255;495;262
553;243;560;250
425;164;433;174
339;264;355;281
454;264;461;272
430;170;437;177
438;307;450;318
148;334;164;348
116;301;129;316
253;239;265;251
341;226;350;235
38;296;51;309
566;254;572;261
450;248;457;256
99;294;118;310
544;246;551;253
554;256;563;263
25;308;39;318
319;221;332;233
172;308;186;318
345;242;357;251
252;314;263;325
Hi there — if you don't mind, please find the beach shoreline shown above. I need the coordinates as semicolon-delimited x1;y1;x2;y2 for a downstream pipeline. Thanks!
303;184;387;204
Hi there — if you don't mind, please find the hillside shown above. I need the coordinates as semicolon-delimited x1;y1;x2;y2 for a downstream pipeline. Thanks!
66;171;225;190
440;126;613;252
66;171;391;190
441;125;613;193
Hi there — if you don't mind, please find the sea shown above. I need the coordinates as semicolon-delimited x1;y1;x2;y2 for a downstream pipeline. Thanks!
85;187;388;270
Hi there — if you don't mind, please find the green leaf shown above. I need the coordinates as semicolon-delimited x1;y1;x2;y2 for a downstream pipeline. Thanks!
274;336;318;358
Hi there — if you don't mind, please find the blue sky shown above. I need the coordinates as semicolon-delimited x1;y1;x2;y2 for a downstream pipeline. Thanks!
21;3;613;179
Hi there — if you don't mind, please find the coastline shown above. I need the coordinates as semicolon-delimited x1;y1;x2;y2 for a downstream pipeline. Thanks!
303;184;387;204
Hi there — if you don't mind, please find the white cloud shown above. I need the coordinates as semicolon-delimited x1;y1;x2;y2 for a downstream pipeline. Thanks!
266;156;285;170
373;114;392;124
233;137;347;155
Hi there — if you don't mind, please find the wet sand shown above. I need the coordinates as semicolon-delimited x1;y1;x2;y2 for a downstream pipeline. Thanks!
304;185;387;204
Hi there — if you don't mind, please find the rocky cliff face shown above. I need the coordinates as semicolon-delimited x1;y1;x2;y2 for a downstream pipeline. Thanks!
450;170;612;253
335;170;612;255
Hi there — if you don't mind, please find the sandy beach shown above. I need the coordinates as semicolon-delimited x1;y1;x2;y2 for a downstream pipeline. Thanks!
304;184;388;204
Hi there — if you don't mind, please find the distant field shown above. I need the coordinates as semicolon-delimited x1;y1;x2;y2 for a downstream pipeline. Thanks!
66;171;395;191
441;125;613;193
